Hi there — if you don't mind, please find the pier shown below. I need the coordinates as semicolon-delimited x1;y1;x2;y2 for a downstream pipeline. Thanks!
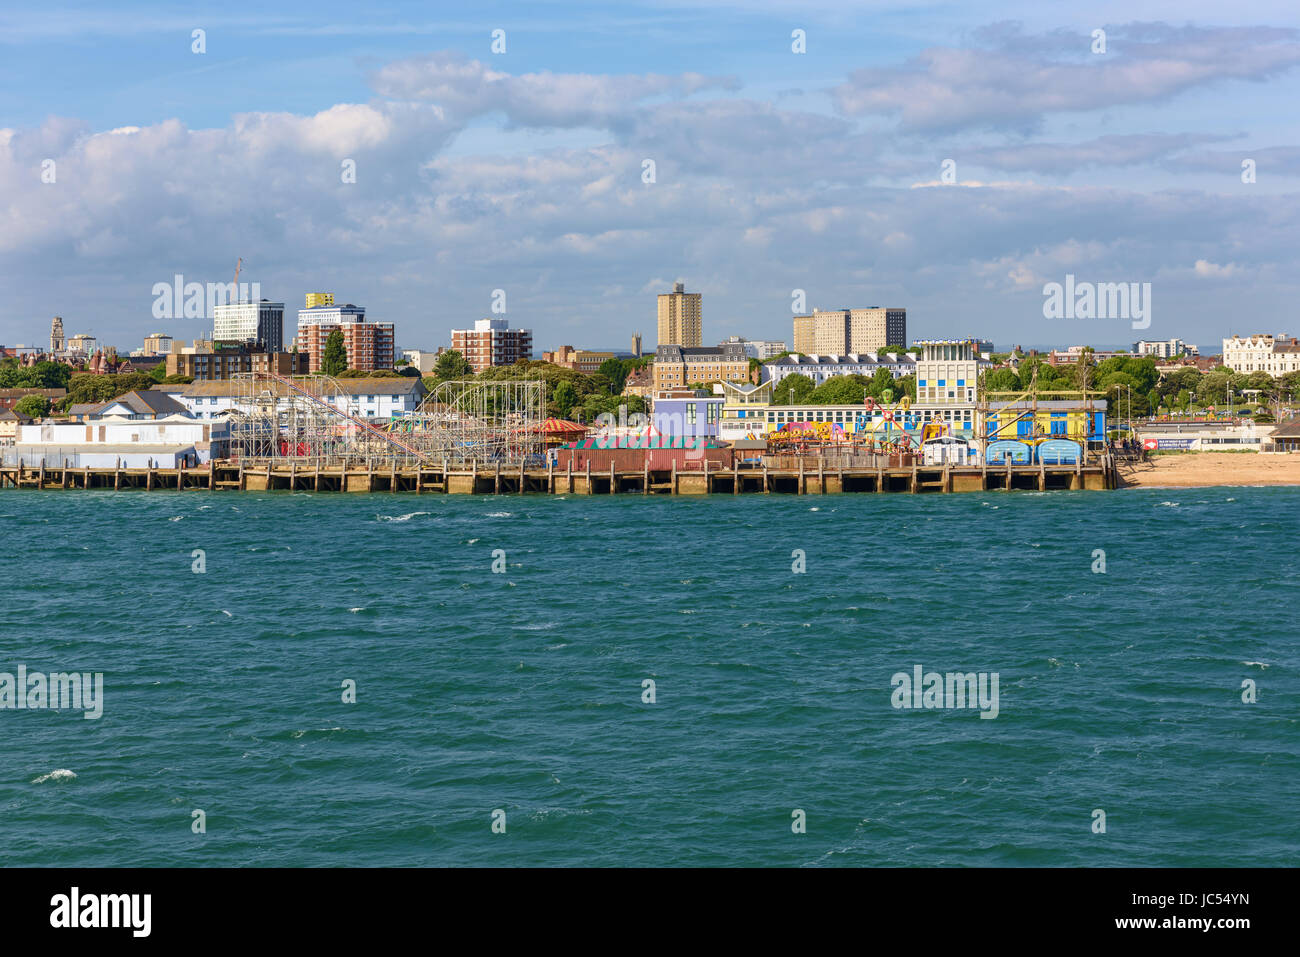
0;454;1118;494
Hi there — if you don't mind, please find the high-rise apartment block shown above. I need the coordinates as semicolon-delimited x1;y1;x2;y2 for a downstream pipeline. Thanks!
793;307;906;355
657;282;702;347
213;299;285;353
451;318;533;373
297;302;395;372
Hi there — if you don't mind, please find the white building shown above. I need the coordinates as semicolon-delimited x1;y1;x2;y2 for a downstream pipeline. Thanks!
158;378;426;421
762;352;918;388
213;299;285;352
5;390;229;467
1134;338;1197;358
1222;334;1300;375
719;336;787;360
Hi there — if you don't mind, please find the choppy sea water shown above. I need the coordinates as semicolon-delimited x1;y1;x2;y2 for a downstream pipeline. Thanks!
0;486;1296;867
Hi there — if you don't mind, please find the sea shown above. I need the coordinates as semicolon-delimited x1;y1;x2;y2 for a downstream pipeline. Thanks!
1;486;1296;867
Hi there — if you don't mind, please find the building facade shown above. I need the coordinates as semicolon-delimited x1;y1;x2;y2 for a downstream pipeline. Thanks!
157;377;426;421
916;339;981;406
656;282;702;347
213;300;285;353
651;393;724;439
1134;338;1197;358
451;318;533;373
793;307;906;355
304;292;334;309
652;342;750;392
165;347;311;380
297;303;396;373
719;336;787;360
1222;334;1300;375
714;380;772;442
762;352;917;387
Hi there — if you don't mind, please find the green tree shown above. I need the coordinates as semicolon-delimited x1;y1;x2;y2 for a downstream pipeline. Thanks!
432;349;472;380
984;368;1022;393
322;330;348;377
776;373;816;405
552;380;578;417
13;394;50;418
597;357;630;393
810;376;866;405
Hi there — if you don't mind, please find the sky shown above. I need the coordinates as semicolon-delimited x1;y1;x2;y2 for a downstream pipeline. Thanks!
2;0;1299;354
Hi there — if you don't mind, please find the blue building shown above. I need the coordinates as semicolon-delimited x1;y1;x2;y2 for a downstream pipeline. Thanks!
652;394;724;439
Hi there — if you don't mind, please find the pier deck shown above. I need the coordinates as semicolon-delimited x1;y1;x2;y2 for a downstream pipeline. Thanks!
0;457;1117;494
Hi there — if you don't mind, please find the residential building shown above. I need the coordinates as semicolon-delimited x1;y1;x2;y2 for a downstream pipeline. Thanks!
156;377;426;421
1222;334;1300;375
140;333;174;356
164;346;311;380
1134;338;1198;358
451;318;533;373
763;352;917;388
298;303;396;372
793;307;906;355
214;299;285;353
401;349;442;375
0;409;32;442
65;334;98;357
652;342;750;392
719;336;786;360
621;366;653;400
304;292;334;309
0;388;66;412
792;313;817;354
656;282;702;347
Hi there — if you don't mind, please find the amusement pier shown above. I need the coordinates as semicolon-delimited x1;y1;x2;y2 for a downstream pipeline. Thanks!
2;340;1120;495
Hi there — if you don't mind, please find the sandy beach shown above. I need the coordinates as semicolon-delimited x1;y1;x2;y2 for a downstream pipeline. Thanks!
1119;452;1300;488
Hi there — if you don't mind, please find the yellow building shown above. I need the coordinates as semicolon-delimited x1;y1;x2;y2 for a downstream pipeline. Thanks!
652;343;750;392
305;292;334;309
657;282;702;347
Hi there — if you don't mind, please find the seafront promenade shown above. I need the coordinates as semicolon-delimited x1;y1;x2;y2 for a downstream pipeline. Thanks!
0;454;1119;494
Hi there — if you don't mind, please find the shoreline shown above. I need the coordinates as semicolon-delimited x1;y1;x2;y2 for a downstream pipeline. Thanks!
1119;452;1300;488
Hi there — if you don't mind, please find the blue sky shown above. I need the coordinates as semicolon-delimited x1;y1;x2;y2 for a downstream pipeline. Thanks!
3;0;1300;354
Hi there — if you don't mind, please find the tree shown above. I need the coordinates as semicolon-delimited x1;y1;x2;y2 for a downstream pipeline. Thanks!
985;368;1021;393
776;373;816;405
149;362;169;383
321;330;348;377
552;380;578;418
810;376;866;405
13;394;50;418
597;357;630;394
432;349;472;380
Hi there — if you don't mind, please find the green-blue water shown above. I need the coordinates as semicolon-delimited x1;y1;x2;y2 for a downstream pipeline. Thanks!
1;487;1296;867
